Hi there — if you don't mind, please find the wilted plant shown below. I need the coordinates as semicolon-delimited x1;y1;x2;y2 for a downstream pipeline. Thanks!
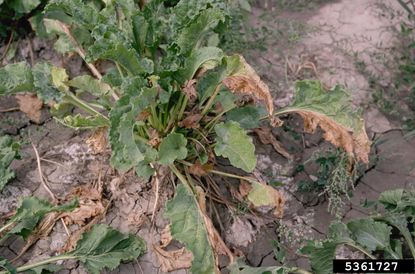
0;0;371;272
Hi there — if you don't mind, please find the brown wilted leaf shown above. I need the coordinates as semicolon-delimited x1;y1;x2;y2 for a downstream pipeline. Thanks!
137;110;151;121
188;161;213;177
253;127;292;160
148;128;161;147
86;128;107;154
61;186;105;226
153;245;193;272
179;113;202;129
239;181;252;197
222;55;274;118
195;186;235;264
160;225;173;248
299;112;371;164
182;79;197;99
15;94;43;123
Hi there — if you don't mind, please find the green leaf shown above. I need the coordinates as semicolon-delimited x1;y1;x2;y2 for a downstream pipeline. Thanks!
0;256;16;274
347;219;392;252
0;135;20;191
26;265;62;274
214;121;256;172
29;14;51;39
176;8;226;55
8;0;40;13
378;189;404;209
0;62;34;95
57;114;109;129
180;47;224;81
276;80;371;163
68;75;111;97
226;106;263;129
238;0;252;12
304;241;338;274
165;184;216;274
109;85;157;172
8;197;78;240
66;224;146;274
214;90;237;113
228;259;293;274
93;44;154;75
158;133;188;165
32;62;62;103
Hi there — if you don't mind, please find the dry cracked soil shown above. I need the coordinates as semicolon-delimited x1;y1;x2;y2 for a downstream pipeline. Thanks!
1;0;415;273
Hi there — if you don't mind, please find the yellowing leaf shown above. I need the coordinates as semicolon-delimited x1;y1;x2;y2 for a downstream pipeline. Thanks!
51;66;69;92
222;55;274;118
246;182;285;218
276;81;371;163
15;94;43;123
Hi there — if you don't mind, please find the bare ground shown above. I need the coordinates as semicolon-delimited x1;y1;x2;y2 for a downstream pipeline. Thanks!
1;0;415;273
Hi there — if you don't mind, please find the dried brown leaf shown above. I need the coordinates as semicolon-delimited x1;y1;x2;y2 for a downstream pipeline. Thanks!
153;245;193;272
86;128;107;154
222;55;274;118
239;181;252;197
188;161;213;177
148;128;161;147
160;225;173;248
61;186;105;226
253;127;292;160
15;94;43;123
300;112;371;164
182;79;197;99
179;114;202;129
195;186;235;264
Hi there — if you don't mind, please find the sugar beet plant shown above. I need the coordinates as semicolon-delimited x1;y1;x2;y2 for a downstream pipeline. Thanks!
0;0;371;272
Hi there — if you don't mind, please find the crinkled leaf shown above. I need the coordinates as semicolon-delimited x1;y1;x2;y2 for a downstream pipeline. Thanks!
226;105;263;129
347;219;392;252
90;43;153;75
176;8;226;55
158;133;188;165
214;121;256;172
165;184;216;274
66;224;146;274
276;80;371;163
0;62;34;95
32;62;62;102
57;114;109;129
68;75;111;97
45;0;100;29
0;136;20;191
379;189;404;209
0;257;16;274
8;197;78;240
109;85;157;172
